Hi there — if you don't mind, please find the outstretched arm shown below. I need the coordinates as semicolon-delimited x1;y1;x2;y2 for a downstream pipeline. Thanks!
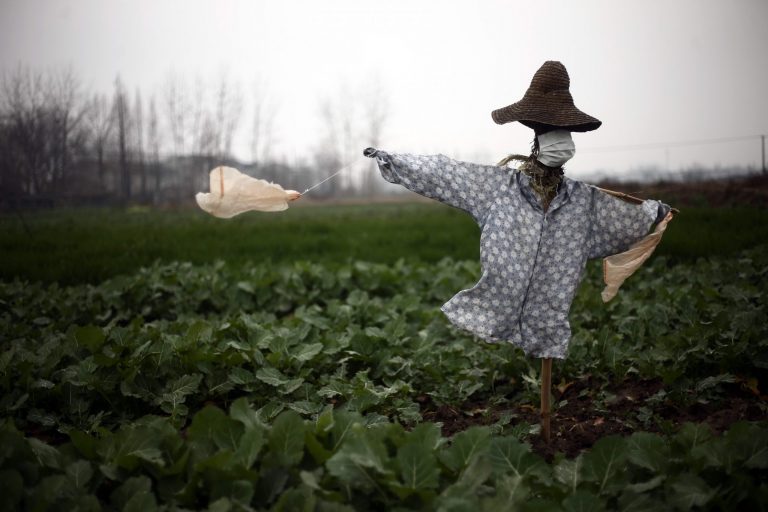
587;185;672;259
364;147;510;225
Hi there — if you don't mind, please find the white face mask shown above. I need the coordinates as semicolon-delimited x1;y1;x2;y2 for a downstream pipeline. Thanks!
536;129;575;167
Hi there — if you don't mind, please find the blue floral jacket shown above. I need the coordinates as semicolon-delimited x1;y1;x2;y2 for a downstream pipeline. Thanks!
373;150;670;359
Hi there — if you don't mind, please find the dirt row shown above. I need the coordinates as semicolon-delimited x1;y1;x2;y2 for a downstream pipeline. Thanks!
421;374;766;462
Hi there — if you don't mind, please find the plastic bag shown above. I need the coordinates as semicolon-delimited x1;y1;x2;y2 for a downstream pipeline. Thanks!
195;166;300;218
601;211;674;302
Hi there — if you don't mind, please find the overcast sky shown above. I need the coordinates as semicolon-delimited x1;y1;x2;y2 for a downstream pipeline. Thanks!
2;0;767;178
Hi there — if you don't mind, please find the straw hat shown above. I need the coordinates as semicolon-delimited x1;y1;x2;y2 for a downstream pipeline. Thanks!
491;61;602;132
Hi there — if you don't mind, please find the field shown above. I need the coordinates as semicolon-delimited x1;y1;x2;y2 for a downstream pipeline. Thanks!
1;202;768;510
3;201;768;284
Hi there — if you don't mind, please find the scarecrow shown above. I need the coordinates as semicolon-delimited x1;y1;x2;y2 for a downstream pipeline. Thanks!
362;61;675;442
194;60;675;441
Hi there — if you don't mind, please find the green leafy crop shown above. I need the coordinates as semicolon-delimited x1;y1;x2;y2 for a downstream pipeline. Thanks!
1;244;767;510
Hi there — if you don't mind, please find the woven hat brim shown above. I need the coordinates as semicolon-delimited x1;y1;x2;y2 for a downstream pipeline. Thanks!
492;99;602;132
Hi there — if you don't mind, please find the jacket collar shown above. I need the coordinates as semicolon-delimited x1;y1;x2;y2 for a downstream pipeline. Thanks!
514;169;574;214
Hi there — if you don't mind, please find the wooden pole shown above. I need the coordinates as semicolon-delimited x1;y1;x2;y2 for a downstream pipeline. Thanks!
540;357;552;443
596;187;680;214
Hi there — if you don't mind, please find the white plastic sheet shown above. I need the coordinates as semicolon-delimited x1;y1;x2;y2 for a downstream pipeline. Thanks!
195;166;300;218
601;211;674;302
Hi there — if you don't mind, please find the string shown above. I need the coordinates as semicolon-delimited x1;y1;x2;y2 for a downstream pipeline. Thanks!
301;157;366;195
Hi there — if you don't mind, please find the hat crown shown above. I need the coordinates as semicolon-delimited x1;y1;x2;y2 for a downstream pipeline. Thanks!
490;60;601;132
528;61;570;95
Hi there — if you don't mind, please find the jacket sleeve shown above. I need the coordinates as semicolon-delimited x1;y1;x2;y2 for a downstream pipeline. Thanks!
587;186;671;259
373;151;509;225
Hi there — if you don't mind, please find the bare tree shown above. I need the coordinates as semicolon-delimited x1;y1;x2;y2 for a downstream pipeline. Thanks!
190;76;206;156
198;112;217;164
147;95;161;202
192;73;244;164
0;66;47;197
315;95;343;197
189;80;216;200
361;78;389;195
250;80;277;167
85;92;114;187
113;76;131;201
313;80;389;197
340;86;354;193
46;68;89;195
163;72;189;158
0;65;88;201
214;75;242;161
186;75;245;193
162;72;192;201
134;88;146;199
0;66;387;207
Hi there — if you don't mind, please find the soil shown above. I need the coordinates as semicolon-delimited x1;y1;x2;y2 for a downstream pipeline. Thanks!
419;374;767;463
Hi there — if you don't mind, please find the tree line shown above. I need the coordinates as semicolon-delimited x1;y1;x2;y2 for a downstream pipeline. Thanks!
0;65;390;209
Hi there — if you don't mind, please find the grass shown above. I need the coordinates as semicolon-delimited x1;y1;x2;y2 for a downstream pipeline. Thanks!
1;201;767;284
